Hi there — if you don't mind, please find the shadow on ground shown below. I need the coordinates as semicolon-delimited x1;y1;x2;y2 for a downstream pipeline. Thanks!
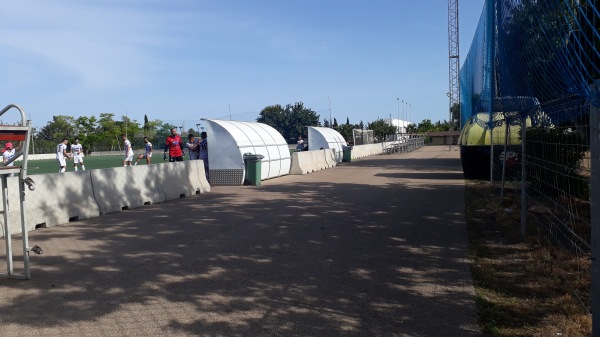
0;150;478;336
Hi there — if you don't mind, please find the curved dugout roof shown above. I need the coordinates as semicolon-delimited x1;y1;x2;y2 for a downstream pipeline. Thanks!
307;126;347;163
206;120;290;184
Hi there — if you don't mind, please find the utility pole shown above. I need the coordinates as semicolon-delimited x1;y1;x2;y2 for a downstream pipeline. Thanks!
328;96;332;128
396;98;400;136
448;0;460;132
401;99;405;134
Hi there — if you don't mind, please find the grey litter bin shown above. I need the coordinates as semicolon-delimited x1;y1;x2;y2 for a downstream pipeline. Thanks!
243;153;265;186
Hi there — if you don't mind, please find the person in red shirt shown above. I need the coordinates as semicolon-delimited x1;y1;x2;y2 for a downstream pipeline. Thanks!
164;128;184;162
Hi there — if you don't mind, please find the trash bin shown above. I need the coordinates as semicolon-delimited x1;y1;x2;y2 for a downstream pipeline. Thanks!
342;146;352;162
243;153;264;186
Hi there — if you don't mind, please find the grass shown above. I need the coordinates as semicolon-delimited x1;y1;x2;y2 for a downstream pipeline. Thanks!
465;180;591;336
15;155;173;175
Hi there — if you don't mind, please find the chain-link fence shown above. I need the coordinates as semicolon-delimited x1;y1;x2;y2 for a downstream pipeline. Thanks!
460;0;599;320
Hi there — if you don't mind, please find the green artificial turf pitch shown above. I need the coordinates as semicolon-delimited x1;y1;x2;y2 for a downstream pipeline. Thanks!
15;155;174;175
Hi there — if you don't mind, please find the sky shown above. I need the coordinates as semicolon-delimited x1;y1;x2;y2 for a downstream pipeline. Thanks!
0;0;484;130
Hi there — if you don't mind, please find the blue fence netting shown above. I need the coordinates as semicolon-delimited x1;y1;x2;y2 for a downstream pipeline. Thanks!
460;0;599;182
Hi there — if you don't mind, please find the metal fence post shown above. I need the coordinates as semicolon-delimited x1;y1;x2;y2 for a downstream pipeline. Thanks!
591;79;600;336
501;122;509;200
490;122;495;186
520;115;527;239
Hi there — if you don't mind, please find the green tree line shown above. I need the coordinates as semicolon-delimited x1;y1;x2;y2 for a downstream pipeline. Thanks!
32;113;175;154
256;101;455;144
29;102;455;153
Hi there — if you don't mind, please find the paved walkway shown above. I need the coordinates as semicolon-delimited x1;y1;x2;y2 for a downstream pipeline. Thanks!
0;146;479;336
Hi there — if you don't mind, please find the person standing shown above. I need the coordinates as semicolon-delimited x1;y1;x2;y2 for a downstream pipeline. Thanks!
296;135;305;151
122;134;134;166
2;142;16;168
71;138;86;171
134;137;153;165
164;127;184;162
199;131;209;180
186;134;200;160
56;138;71;173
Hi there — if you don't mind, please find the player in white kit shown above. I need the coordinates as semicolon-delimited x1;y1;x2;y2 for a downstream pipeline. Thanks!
122;134;134;166
134;137;153;165
56;138;71;173
71;138;86;171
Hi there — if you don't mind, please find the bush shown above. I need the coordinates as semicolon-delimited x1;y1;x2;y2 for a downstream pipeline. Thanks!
525;128;589;200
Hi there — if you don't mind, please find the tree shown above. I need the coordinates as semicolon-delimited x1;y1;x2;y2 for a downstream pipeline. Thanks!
323;118;330;128
120;114;141;138
367;119;397;142
153;121;177;149
96;113;125;150
500;0;581;102
74;116;99;153
346;117;350;125
450;103;460;130
144;114;149;131
335;124;355;143
333;118;338;128
257;102;320;143
257;104;284;129
37;115;76;141
413;119;452;133
142;119;161;139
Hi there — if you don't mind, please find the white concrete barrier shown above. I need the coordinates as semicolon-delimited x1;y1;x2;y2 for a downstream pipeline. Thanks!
157;161;194;200
324;149;337;167
89;151;123;157
190;160;211;194
0;171;100;237
91;161;210;214
350;143;384;160
28;154;56;161
162;160;211;198
91;166;165;214
290;149;337;175
0;161;212;237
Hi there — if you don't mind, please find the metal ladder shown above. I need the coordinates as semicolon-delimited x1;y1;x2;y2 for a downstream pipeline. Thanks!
0;104;38;280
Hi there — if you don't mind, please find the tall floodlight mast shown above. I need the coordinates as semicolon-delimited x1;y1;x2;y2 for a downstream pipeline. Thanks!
448;0;460;132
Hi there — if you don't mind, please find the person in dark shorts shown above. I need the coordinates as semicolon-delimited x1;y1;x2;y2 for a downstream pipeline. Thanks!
164;127;184;162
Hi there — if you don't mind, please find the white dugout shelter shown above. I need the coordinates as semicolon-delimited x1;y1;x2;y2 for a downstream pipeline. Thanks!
307;126;347;163
205;119;291;185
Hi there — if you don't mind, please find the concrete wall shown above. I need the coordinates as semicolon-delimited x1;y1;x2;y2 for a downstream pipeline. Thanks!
350;143;385;159
28;150;149;160
0;161;210;237
28;154;56;161
290;149;337;175
429;136;458;146
29;152;124;160
290;143;393;175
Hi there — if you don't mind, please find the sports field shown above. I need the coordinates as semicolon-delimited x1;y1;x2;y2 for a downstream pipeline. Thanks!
14;155;176;175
